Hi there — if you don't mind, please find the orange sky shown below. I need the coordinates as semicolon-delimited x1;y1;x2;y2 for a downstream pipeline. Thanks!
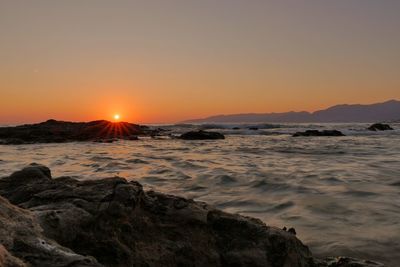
1;1;399;124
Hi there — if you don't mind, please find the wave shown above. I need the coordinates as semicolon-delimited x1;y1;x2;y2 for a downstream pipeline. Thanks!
149;122;400;137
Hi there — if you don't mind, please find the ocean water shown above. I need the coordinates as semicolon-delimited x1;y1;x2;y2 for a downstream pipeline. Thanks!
0;123;399;266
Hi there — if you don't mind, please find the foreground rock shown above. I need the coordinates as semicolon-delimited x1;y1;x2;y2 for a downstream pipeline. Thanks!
0;164;384;267
0;120;157;144
367;123;393;131
180;130;225;140
0;185;101;266
293;130;345;137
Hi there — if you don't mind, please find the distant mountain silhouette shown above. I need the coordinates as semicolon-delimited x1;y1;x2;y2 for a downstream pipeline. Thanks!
184;100;400;123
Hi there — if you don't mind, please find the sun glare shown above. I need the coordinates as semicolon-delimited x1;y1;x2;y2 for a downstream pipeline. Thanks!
113;114;120;121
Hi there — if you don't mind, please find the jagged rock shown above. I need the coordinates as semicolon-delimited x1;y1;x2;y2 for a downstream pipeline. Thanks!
367;123;393;131
179;130;225;140
0;120;156;144
288;227;297;235
293;130;345;137
0;193;102;267
0;164;385;267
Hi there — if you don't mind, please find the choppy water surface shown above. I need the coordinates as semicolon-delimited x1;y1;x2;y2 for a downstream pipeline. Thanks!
1;123;399;266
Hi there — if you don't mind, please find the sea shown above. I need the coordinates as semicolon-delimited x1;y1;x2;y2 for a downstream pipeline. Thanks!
0;122;399;266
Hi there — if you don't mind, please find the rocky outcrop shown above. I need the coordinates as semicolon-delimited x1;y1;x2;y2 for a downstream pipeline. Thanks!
0;191;102;266
293;130;345;137
0;164;384;267
0;120;156;144
180;130;225;140
367;123;393;131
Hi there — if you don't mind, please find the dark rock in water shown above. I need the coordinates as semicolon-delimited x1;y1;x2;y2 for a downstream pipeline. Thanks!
180;130;225;140
293;130;345;137
248;127;259;130
367;123;393;131
232;127;241;130
0;164;385;267
0;120;155;144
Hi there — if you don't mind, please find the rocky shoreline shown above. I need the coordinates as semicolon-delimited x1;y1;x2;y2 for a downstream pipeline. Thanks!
0;120;158;145
0;120;396;144
0;164;384;267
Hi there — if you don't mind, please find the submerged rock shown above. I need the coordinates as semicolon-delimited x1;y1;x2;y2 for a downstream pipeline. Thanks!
293;130;345;137
180;130;225;140
0;164;384;267
367;123;393;131
0;120;156;144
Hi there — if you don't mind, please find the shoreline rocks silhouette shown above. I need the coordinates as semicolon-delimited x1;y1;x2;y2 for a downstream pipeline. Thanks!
293;130;345;137
0;120;157;144
179;130;225;140
367;123;393;131
0;164;384;267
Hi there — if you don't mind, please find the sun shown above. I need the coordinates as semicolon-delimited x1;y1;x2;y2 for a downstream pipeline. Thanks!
113;114;120;121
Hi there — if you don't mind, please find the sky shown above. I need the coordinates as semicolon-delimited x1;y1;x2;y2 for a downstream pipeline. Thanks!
0;0;399;124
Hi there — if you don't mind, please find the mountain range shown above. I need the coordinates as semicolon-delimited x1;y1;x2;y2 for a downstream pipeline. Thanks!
184;100;400;123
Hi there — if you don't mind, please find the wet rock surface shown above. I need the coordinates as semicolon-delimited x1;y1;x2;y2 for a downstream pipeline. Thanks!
0;120;156;144
367;123;393;131
180;130;225;140
293;130;345;137
0;164;384;267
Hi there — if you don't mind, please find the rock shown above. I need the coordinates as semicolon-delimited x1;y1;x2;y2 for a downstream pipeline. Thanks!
367;123;393;131
293;130;345;137
232;127;241;130
248;127;259;130
0;195;102;267
0;120;156;144
0;164;310;267
0;164;385;267
288;227;297;235
0;244;27;267
179;130;225;140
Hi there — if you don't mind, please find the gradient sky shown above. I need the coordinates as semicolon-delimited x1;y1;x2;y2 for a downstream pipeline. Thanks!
1;0;399;124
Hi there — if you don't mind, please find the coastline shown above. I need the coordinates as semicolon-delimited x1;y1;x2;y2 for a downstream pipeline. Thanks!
0;164;384;267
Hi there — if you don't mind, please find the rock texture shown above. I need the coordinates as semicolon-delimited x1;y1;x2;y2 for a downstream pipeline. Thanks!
367;123;394;131
0;189;101;266
293;130;345;137
0;164;384;267
0;120;156;144
0;244;26;267
180;130;225;140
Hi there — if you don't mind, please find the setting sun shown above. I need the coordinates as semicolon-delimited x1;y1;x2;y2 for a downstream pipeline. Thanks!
113;114;120;121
